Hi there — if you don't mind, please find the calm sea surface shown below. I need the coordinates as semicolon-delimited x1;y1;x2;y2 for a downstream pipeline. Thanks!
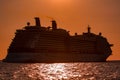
0;61;120;80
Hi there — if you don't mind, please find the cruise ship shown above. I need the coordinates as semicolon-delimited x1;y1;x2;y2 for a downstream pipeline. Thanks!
3;17;113;62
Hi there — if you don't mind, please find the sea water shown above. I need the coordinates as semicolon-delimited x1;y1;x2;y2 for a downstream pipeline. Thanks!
0;61;120;80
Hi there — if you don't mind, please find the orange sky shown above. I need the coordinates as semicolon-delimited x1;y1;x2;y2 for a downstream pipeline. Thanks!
0;0;120;60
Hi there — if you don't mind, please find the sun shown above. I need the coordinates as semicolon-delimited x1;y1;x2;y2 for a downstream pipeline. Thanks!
51;0;72;5
51;0;68;3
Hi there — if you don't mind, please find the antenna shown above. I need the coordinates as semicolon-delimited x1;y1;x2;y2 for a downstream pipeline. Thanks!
88;25;91;33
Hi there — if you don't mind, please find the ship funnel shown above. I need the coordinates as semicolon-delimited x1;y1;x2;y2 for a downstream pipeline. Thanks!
35;17;41;27
52;20;57;30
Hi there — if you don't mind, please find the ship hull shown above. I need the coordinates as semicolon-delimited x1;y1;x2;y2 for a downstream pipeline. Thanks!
2;18;113;63
3;52;110;63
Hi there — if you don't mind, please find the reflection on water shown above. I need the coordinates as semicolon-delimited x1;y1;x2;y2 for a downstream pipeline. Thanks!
43;64;67;79
0;61;120;80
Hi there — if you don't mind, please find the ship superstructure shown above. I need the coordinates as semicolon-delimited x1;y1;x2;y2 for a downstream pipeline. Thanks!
3;17;113;62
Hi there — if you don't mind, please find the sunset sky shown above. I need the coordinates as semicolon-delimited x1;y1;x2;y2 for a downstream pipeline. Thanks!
0;0;120;60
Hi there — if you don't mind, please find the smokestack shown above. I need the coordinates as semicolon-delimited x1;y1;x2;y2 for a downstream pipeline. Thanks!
35;17;41;27
52;20;57;30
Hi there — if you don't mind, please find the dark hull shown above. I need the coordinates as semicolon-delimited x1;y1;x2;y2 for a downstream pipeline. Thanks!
3;18;113;63
3;52;110;63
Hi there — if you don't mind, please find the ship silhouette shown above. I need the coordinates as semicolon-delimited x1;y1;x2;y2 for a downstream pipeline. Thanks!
3;17;113;62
